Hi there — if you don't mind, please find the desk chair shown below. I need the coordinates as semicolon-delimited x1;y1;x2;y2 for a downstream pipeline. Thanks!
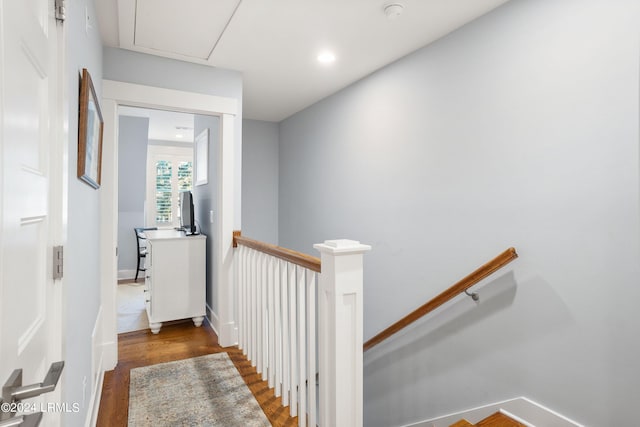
134;227;157;282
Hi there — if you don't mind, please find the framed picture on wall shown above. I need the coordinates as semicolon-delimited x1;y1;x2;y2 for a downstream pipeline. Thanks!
195;128;209;186
77;68;104;189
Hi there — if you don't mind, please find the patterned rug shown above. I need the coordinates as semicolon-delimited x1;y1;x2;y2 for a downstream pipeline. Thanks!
128;353;271;426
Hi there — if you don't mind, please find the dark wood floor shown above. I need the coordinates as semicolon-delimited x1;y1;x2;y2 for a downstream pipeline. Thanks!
96;321;297;426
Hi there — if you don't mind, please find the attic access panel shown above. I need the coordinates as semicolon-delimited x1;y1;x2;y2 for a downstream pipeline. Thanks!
134;0;241;60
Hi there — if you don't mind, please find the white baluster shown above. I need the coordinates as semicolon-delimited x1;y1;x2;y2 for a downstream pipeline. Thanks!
243;246;249;354
289;262;298;417
257;252;265;375
268;256;276;388
243;245;250;354
281;260;290;407
297;266;307;426
261;253;268;381
307;270;317;427
238;245;244;352
250;248;257;367
274;258;282;398
245;249;250;360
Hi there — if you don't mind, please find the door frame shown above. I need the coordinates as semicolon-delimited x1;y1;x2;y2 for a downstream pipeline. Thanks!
100;80;238;370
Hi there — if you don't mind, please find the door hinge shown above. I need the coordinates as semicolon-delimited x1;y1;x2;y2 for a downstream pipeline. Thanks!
55;0;66;22
53;246;64;280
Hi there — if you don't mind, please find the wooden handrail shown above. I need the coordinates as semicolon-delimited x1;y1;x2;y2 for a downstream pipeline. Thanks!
233;231;321;273
363;247;518;352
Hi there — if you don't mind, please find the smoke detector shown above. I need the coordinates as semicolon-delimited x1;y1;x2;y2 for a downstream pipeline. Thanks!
383;3;404;20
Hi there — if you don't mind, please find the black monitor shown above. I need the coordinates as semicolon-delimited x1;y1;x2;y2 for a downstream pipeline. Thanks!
179;191;196;235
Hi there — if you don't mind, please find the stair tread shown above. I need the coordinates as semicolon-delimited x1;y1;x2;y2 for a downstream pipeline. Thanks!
450;419;474;427
476;411;527;427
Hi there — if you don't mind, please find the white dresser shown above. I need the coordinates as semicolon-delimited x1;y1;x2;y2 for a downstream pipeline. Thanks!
143;230;206;334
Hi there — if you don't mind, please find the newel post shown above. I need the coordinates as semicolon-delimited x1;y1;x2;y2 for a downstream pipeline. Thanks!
314;239;371;427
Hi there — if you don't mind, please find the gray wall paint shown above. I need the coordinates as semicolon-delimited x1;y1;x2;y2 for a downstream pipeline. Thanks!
278;0;640;426
117;116;149;273
64;0;103;425
192;115;220;315
103;47;243;228
242;120;279;244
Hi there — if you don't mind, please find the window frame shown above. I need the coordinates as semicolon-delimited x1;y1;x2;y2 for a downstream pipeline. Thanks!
145;144;194;228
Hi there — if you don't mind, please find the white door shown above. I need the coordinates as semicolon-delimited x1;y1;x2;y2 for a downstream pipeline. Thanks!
0;0;63;425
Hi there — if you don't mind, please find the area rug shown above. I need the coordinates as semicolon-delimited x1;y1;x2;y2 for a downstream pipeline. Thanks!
128;353;271;426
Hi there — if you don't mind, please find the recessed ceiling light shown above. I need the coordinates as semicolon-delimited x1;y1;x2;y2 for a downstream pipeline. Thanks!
176;134;184;138
317;51;336;64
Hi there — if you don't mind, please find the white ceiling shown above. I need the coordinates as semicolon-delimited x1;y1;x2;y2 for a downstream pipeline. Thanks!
119;106;195;143
98;0;511;122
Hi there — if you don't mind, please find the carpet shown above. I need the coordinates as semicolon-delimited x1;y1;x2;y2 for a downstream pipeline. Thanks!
128;353;271;426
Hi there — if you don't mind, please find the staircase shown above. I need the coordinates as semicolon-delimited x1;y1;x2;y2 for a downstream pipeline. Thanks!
451;411;527;427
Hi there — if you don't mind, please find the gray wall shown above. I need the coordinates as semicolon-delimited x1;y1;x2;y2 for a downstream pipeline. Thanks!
64;0;103;425
192;115;220;316
242;120;279;244
278;0;640;425
117;116;149;273
103;47;243;228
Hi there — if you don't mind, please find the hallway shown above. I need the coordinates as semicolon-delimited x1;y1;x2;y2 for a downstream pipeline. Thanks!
97;322;297;426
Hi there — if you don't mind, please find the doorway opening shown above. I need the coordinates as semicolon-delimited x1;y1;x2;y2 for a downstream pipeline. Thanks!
101;80;238;370
116;106;198;333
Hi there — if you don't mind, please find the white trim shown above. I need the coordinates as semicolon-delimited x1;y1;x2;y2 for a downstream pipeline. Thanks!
499;409;535;427
102;80;237;116
84;370;104;427
401;396;584;427
215;113;237;347
206;303;219;335
101;80;238;368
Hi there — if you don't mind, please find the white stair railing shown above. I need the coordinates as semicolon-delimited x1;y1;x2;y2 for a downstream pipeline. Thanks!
234;234;370;427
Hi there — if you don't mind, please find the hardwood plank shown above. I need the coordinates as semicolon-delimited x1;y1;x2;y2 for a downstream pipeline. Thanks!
476;411;527;427
97;321;297;426
450;419;474;427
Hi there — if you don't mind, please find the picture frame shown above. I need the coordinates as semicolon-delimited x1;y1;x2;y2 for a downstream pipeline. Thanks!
77;68;104;189
195;128;209;186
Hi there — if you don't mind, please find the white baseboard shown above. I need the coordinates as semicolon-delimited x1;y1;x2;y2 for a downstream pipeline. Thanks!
206;304;219;336
401;397;583;427
205;304;237;347
219;321;238;347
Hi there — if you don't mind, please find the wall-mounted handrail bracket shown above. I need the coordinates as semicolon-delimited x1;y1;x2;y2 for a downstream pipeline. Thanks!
363;247;518;352
464;288;479;301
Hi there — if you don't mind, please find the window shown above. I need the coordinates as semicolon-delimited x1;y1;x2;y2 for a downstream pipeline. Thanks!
155;160;173;223
146;146;193;227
